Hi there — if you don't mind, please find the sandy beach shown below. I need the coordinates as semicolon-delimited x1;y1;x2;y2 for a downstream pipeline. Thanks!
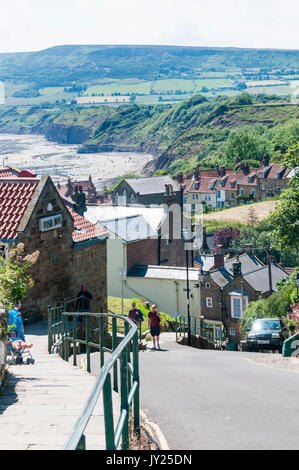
0;134;154;189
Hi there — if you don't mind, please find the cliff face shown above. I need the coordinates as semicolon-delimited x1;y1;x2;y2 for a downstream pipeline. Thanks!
43;123;91;144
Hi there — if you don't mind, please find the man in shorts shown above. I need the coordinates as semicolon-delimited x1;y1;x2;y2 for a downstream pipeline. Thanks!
148;305;162;351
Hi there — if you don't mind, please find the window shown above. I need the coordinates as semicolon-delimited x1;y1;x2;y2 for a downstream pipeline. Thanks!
269;184;273;192
239;188;244;195
231;193;234;199
261;183;265;191
232;298;241;318
250;189;255;197
206;298;213;308
229;328;235;336
130;194;135;205
205;282;210;289
115;192;119;205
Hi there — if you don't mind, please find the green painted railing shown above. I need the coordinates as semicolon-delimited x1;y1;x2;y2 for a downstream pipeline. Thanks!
48;299;140;450
175;314;223;344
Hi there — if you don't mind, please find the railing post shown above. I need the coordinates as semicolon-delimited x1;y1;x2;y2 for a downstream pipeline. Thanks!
133;331;140;437
85;315;91;373
112;317;118;392
73;315;77;367
124;322;131;392
76;435;86;450
120;352;129;450
48;305;52;354
103;373;116;450
100;316;104;368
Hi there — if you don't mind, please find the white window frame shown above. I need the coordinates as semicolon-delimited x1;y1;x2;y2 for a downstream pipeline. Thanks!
230;293;248;319
229;328;236;336
205;282;210;289
206;297;213;308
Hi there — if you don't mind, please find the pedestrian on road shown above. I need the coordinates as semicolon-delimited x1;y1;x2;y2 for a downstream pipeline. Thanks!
148;305;162;351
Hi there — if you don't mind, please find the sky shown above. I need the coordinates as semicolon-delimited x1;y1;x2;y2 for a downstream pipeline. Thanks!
0;0;298;53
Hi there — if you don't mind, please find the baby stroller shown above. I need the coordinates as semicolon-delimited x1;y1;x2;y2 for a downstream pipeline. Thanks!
7;308;35;365
7;335;35;365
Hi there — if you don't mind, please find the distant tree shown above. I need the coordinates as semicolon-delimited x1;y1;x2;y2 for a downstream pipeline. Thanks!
246;207;259;227
268;139;299;250
214;227;240;249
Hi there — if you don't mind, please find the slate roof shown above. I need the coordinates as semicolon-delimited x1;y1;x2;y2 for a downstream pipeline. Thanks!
225;253;264;276
125;176;180;195
0;177;39;240
243;264;288;293
128;264;200;281
100;215;157;242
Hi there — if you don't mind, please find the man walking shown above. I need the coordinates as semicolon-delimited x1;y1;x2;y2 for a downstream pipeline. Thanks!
148;305;162;351
128;302;143;323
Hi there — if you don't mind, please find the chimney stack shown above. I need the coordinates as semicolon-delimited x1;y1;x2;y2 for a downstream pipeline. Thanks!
213;244;225;269
193;166;200;180
177;171;184;184
233;261;242;278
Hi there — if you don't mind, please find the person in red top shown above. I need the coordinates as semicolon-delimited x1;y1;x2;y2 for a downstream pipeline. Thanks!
128;302;143;323
148;305;162;351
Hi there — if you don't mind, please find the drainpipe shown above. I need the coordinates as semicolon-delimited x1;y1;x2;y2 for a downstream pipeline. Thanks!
267;255;273;294
174;280;179;314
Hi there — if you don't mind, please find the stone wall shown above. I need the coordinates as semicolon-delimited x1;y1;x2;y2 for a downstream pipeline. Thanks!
19;178;74;323
72;239;107;314
18;177;108;322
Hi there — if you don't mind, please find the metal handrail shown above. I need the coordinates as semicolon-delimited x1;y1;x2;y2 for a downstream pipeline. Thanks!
48;304;140;450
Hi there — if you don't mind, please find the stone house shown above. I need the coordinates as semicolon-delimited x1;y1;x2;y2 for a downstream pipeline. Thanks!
256;156;289;200
111;175;182;207
0;174;108;323
198;249;289;344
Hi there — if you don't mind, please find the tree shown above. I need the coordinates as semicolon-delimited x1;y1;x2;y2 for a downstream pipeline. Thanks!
246;207;259;227
268;139;299;250
0;244;39;339
214;227;240;249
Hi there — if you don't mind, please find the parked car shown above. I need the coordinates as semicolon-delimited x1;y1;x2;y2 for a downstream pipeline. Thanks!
246;318;288;353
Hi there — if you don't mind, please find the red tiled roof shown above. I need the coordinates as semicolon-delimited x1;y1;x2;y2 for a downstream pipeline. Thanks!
0;178;39;240
67;207;108;243
0;167;37;179
186;178;217;194
215;174;239;191
257;163;287;180
237;169;258;186
0;167;19;179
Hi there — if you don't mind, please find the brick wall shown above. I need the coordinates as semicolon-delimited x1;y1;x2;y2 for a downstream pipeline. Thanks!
223;276;259;343
127;238;158;271
200;277;223;322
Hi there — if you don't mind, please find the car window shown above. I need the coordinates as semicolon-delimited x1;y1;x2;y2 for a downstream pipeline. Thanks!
252;320;280;331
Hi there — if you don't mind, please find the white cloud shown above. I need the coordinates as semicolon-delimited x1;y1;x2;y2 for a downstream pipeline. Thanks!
0;0;298;53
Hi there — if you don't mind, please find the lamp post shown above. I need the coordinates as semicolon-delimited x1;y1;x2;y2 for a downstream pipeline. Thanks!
182;228;194;346
294;273;299;300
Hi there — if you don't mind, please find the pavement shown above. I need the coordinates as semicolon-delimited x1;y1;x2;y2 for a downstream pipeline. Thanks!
0;322;120;450
89;332;299;450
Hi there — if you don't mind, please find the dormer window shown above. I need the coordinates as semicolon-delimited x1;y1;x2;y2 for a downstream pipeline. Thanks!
194;183;200;190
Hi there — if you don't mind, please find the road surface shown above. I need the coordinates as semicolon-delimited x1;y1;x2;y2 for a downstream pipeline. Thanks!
89;333;299;450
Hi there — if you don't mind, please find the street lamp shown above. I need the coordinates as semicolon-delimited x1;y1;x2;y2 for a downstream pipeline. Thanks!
182;227;194;346
294;273;299;299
